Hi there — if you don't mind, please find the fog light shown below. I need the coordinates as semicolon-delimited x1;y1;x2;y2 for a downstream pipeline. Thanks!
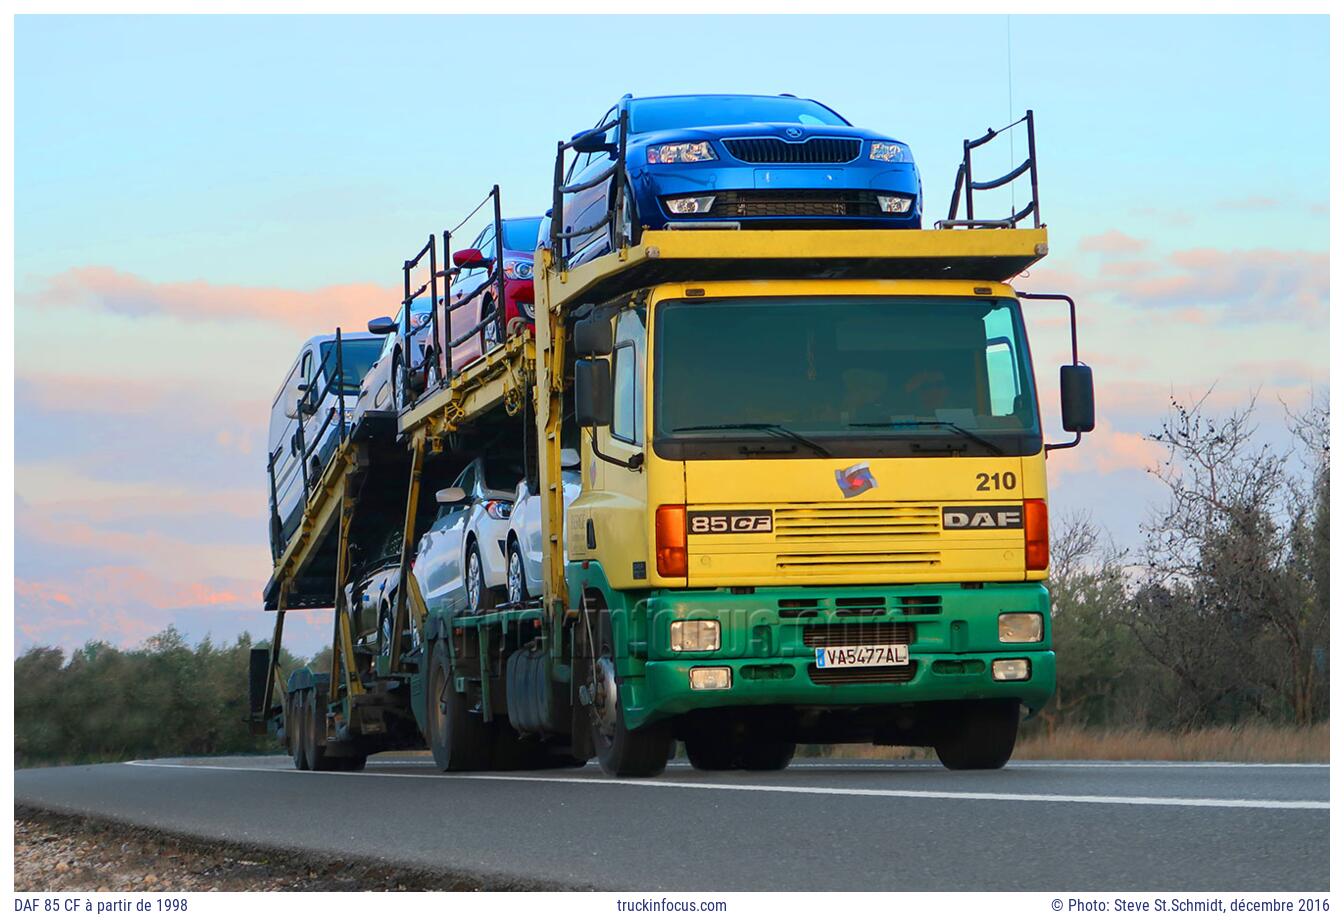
670;619;720;652
999;612;1043;643
992;659;1031;681
665;195;716;215
876;195;913;214
689;667;732;690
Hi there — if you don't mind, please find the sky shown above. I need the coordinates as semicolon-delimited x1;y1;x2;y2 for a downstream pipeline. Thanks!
12;14;1330;657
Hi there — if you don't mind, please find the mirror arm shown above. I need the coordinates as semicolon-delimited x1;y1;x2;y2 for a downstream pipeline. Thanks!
588;428;643;471
1044;432;1082;454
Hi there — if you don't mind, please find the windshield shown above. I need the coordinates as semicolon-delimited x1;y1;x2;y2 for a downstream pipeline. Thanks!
630;96;849;135
320;339;383;396
502;218;543;253
653;296;1041;460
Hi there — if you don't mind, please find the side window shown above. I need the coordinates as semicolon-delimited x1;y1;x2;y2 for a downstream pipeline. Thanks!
456;462;478;498
610;309;647;445
611;344;637;443
982;305;1023;417
480;225;496;261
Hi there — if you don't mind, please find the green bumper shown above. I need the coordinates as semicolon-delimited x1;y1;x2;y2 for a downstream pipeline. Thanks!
620;582;1055;729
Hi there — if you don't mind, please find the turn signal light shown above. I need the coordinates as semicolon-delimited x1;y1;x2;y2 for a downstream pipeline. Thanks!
1024;499;1049;571
655;504;687;577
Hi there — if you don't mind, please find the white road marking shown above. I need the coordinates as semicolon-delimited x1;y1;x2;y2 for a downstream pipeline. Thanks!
124;760;1329;811
349;758;1329;771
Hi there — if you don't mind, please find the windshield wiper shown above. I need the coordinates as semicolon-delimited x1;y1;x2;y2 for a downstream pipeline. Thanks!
847;419;1006;456
670;423;833;458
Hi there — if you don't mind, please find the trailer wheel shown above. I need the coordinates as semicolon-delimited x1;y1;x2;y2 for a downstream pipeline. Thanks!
933;700;1019;770
304;687;339;772
579;597;670;777
288;690;309;771
426;640;492;771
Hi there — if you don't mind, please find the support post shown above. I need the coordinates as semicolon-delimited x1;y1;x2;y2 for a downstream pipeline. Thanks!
390;436;426;671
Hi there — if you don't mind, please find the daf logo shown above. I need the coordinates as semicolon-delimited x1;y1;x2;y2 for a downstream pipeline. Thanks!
942;505;1024;530
785;126;804;139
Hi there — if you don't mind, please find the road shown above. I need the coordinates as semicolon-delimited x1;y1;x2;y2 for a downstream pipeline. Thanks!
15;755;1328;890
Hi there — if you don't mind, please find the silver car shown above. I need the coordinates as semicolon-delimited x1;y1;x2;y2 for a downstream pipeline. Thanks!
503;448;582;604
351;297;435;433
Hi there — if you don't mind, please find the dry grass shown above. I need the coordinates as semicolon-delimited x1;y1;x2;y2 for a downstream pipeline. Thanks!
811;722;1329;763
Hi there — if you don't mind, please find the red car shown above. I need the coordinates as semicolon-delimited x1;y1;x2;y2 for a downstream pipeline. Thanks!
440;215;543;377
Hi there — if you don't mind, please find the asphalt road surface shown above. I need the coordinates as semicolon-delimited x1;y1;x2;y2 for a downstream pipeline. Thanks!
16;755;1328;890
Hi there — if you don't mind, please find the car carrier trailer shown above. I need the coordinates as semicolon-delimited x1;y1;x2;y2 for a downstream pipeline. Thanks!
249;111;1095;775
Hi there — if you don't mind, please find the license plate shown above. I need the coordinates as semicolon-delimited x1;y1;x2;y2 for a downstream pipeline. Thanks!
815;644;909;669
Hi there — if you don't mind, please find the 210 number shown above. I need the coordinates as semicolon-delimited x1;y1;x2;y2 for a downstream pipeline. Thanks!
975;472;1017;491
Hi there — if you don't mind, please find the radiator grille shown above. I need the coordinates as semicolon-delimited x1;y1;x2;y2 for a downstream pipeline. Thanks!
802;622;914;647
706;190;884;219
723;136;862;164
774;503;941;542
776;550;941;573
808;662;918;686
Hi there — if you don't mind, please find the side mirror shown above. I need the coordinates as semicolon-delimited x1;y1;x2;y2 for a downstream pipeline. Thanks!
574;359;613;427
571;128;617;156
453;247;491;270
560;448;581;470
436;487;467;505
1060;364;1096;433
367;316;398;336
574;314;613;356
283;381;309;420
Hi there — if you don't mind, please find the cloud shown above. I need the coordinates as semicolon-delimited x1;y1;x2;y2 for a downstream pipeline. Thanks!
1046;419;1166;478
1104;248;1328;321
27;266;400;333
1216;196;1280;211
1079;230;1148;255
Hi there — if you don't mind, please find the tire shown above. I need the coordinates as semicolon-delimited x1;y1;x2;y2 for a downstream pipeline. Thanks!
934;700;1020;770
425;640;493;771
685;735;738;771
738;739;796;772
611;185;641;251
288;690;309;771
305;687;339;772
505;537;529;606
377;600;395;661
579;596;671;777
392;350;407;413
464;542;498;612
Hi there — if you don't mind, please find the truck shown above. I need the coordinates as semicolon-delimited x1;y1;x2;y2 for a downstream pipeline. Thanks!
249;111;1095;776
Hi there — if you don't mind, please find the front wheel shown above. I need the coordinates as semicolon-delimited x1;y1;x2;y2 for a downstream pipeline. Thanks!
464;543;498;612
580;598;670;777
934;700;1020;770
505;538;529;605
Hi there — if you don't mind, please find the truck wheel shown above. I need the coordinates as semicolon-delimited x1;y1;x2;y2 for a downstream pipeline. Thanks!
739;740;796;771
464;543;498;612
426;641;492;771
305;687;339;771
580;598;671;777
288;690;309;771
685;735;738;771
933;700;1020;770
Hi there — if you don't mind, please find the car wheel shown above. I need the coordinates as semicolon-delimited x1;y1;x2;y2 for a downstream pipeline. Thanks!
578;594;670;777
392;350;407;412
377;600;395;661
506;538;529;605
464;542;498;612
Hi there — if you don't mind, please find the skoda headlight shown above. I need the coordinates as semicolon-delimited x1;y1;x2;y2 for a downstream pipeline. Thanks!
869;141;909;163
670;619;720;652
647;142;717;164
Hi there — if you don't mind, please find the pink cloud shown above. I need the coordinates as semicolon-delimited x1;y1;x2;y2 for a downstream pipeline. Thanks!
1079;230;1148;255
1046;419;1166;479
28;266;399;333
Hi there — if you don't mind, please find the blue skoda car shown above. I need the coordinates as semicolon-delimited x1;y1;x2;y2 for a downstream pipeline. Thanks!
558;93;922;265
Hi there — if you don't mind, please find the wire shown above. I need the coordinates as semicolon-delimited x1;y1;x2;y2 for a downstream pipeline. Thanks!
448;189;496;235
1007;14;1016;216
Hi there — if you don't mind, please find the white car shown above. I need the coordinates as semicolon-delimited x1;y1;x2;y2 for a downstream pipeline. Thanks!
351;297;435;433
413;456;526;615
503;448;582;604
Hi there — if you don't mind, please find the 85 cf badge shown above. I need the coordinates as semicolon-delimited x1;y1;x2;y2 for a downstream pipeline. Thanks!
688;510;773;534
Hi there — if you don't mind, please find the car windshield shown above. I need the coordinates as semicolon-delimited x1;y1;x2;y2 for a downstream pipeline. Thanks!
502;218;543;252
319;339;383;395
629;96;849;134
653;296;1041;459
483;460;526;493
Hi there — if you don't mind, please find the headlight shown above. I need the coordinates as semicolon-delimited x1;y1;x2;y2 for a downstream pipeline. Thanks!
869;141;909;162
504;259;533;279
670;619;720;652
664;195;716;215
992;659;1031;682
343;409;355;426
689;667;732;690
647;142;717;164
876;194;913;214
999;612;1043;643
483;500;513;520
